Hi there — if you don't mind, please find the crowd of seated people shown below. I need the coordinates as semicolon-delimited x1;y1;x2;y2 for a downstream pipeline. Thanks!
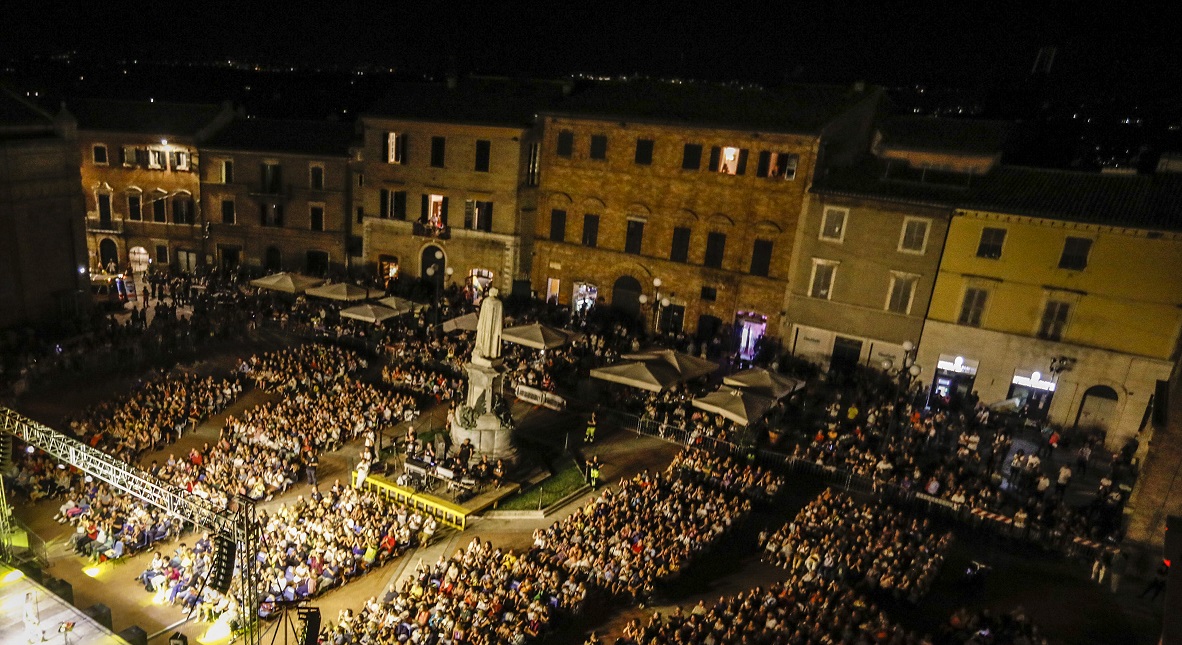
759;489;952;604
940;606;1049;645
382;336;468;402
609;576;907;645
240;344;366;394
668;447;784;501
54;480;186;563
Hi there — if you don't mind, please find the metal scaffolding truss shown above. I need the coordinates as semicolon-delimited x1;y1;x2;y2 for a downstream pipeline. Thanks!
0;406;260;644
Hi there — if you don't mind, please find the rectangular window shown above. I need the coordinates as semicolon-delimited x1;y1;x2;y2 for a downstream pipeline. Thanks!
221;199;235;224
1038;300;1071;340
758;151;798;179
310;165;324;190
682;143;702;170
1059;236;1093;270
392;190;407;220
310;205;325;232
97;194;112;222
173;196;194;224
704;232;727;268
172;150;190;171
262;202;284;227
556;130;574;158
127;193;141;221
549;209;567;242
589;134;607;160
886;273;919;314
153;197;166;223
386;132;405;164
976;227;1007;259
581;214;600;247
474;139;491;172
430;136;446;168
261;163;282;194
93;145;108;165
120;145;138;166
709;146;746;174
526;142;540;186
424;194;448;227
898;217;930;254
222;160;234;183
625;220;645;254
958;287;989;326
155;245;169;265
356;206;364;224
670;227;691;262
819;206;847;242
634;139;654;165
148;149;165;169
808;260;837;299
464;200;493;232
700;286;717;301
750;239;773;277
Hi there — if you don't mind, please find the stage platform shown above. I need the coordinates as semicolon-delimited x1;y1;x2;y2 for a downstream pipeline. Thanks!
0;563;128;645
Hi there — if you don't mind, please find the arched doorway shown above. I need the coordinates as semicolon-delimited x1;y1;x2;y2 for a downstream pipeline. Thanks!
1075;385;1120;432
612;275;642;318
99;238;119;271
128;246;150;273
264;246;282;272
421;245;445;288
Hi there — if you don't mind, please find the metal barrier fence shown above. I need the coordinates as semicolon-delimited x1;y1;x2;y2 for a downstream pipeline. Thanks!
354;470;471;530
602;407;1105;561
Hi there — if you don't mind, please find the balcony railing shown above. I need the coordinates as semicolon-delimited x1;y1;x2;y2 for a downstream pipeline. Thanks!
86;217;123;234
413;221;451;240
248;183;292;199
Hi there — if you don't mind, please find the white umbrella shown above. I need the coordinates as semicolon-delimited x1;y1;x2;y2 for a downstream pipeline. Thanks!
501;322;579;350
340;303;399;324
441;312;479;332
590;361;683;392
723;367;805;400
692;385;774;426
621;349;718;382
306;282;382;302
377;296;425;316
249;272;325;294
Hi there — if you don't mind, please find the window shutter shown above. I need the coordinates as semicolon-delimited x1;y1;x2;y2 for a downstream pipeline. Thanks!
136;149;148;165
380;189;389;219
382;133;390;163
708;146;721;171
421;194;429;220
736;149;748;175
394;191;406;219
756;151;771;177
464;200;475;229
441;197;449;225
481;203;493;232
118;147;126;165
398;134;408;163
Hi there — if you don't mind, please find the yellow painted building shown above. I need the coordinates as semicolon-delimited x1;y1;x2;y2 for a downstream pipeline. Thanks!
918;166;1182;447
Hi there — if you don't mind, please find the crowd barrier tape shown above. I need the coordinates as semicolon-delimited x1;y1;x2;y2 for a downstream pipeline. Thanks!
354;469;470;531
514;384;567;411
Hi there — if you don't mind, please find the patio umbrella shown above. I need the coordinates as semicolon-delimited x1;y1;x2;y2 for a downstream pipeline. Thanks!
501;322;579;350
339;303;399;324
377;296;424;316
590;360;683;393
306;282;382;302
692;386;774;426
441;312;479;332
249;272;325;294
723;367;805;400
621;349;718;382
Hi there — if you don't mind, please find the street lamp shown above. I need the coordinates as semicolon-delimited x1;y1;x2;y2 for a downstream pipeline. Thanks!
425;250;451;327
884;340;922;438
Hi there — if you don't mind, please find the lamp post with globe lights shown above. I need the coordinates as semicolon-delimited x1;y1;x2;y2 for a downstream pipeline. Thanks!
424;249;452;327
882;340;922;438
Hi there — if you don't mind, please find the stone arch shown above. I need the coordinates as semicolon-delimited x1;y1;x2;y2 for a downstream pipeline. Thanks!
549;192;573;208
1074;384;1120;433
582;196;607;212
611;274;643;318
99;238;119;269
707;212;734;228
626;202;652;218
754;219;783;235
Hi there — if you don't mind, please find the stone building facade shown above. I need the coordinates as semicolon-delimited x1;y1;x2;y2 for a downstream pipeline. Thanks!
530;81;881;349
199;118;355;275
70;99;233;274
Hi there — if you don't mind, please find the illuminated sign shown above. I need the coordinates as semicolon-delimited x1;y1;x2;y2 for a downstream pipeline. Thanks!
936;354;978;375
1011;369;1056;392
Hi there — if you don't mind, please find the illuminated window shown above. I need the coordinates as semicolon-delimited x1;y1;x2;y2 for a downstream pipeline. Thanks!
172;150;190;171
709;146;746;175
757;151;798;179
148;149;165;169
386;132;406;164
819;206;847;242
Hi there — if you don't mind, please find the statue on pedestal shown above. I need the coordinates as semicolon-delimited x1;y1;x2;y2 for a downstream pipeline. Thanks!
451;288;516;462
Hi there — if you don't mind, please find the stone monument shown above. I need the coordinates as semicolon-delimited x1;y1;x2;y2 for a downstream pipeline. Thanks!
450;288;517;461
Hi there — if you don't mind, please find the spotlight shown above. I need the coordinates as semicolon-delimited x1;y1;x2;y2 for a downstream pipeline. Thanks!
83;566;102;578
27;445;35;454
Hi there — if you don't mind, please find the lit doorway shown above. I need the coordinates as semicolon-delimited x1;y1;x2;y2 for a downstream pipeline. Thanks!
128;246;150;273
99;238;119;272
467;268;494;304
177;250;198;273
573;282;598;315
735;312;767;361
545;278;561;304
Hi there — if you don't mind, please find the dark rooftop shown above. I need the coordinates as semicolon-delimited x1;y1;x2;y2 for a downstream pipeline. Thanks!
876;116;1013;156
0;87;56;139
202;118;356;157
549;79;876;134
68;98;226;136
365;77;568;128
814;160;1182;231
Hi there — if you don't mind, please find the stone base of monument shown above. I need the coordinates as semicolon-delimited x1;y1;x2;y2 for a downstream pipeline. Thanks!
450;411;518;463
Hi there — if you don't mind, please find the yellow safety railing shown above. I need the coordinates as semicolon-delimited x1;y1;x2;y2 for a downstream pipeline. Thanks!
354;470;471;531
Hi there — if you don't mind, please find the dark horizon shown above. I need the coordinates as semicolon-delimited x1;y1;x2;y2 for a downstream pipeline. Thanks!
6;1;1180;96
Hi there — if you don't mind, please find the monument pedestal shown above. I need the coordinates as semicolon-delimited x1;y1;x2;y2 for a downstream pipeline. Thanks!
450;355;518;463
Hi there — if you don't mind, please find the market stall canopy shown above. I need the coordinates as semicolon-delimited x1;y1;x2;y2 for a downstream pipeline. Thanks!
590;360;682;393
306;282;383;302
723;367;805;400
501;322;581;350
377;296;426;316
621;349;719;383
339;303;399;324
692;385;774;426
249;272;325;294
441;312;479;333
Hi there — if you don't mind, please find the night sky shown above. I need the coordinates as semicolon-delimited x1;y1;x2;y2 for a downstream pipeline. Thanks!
5;1;1179;93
